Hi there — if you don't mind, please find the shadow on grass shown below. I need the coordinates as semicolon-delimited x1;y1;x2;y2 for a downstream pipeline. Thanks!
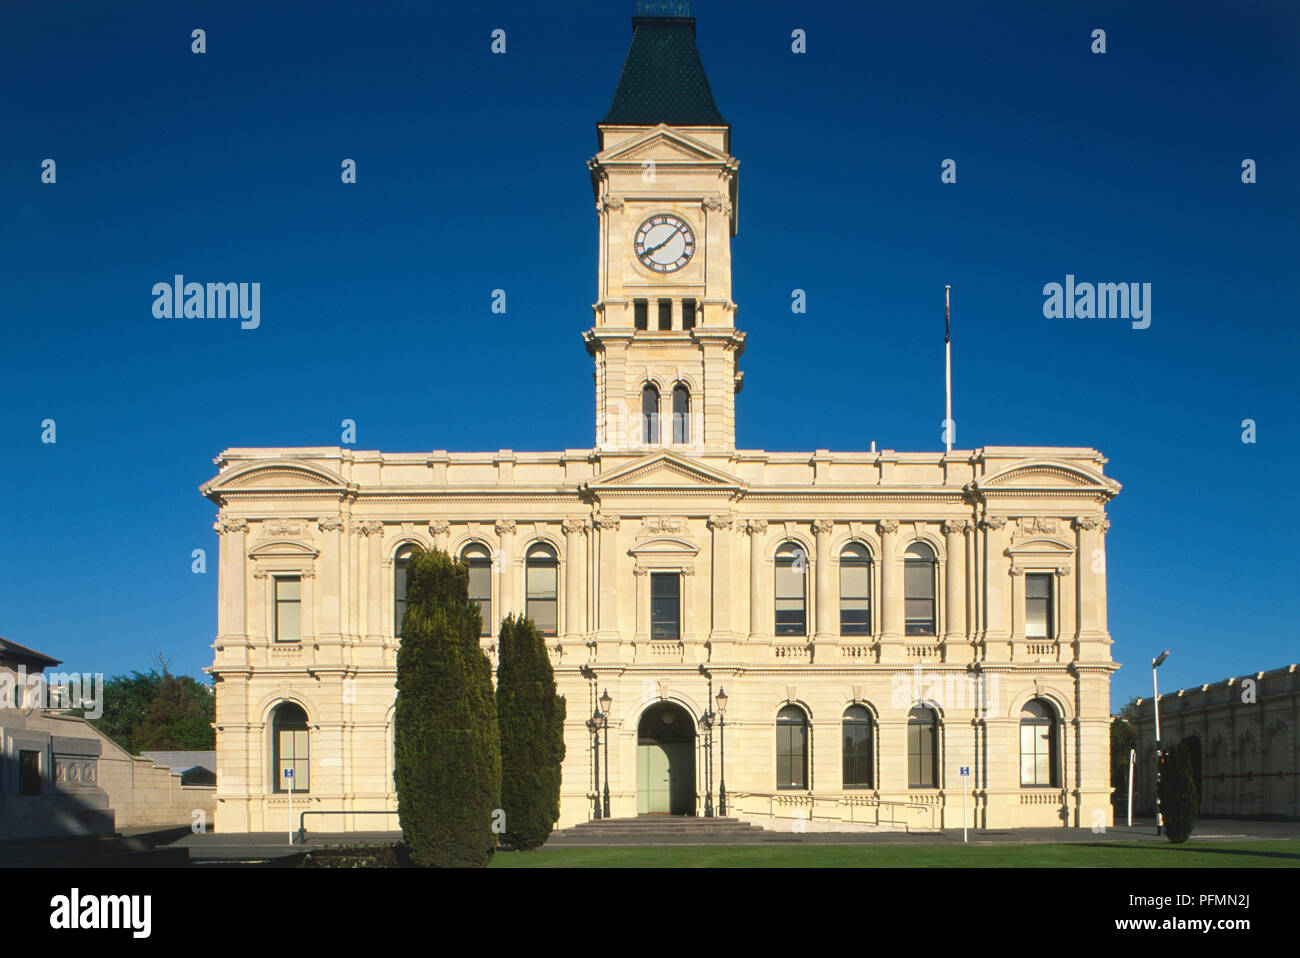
1071;842;1300;862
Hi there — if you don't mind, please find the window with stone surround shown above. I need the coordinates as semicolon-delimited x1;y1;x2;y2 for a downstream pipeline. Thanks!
462;544;493;637
842;705;875;788
776;705;809;789
1020;699;1058;787
1025;573;1054;638
526;544;558;636
839;542;872;635
394;544;415;637
904;542;937;636
274;575;301;643
671;383;690;444
908;706;939;788
650;572;681;639
634;298;648;330
774;542;807;636
272;703;309;793
641;383;660;444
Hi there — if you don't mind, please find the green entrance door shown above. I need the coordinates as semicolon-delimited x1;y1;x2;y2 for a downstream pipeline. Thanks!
636;703;695;815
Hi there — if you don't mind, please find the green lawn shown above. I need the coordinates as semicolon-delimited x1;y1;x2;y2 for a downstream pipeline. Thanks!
490;840;1300;868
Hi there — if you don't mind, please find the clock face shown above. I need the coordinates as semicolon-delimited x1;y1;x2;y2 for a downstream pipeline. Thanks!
634;214;695;273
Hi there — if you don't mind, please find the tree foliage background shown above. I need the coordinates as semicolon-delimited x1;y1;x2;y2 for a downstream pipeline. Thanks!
71;656;214;754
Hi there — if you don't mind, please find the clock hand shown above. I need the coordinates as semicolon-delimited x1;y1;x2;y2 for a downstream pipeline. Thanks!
642;225;684;257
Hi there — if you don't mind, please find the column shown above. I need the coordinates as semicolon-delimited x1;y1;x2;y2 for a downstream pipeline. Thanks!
362;520;383;641
708;513;736;654
495;519;516;620
593;513;621;650
1073;515;1109;658
877;520;901;655
746;519;768;640
812;519;835;646
215;515;248;641
980;515;1011;662
943;519;971;664
562;518;588;638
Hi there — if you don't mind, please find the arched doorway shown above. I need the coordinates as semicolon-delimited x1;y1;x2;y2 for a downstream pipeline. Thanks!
637;702;695;815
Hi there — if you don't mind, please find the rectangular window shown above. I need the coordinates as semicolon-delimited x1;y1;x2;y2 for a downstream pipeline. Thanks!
839;559;871;635
904;562;935;635
1025;573;1053;638
468;562;492;637
682;298;697;329
277;728;309;792
1020;722;1054;786
657;298;672;330
650;573;681;640
395;559;408;637
908;722;936;788
634;299;648;330
774;561;806;636
526;562;558;636
18;750;42;795
777;724;807;789
275;576;302;642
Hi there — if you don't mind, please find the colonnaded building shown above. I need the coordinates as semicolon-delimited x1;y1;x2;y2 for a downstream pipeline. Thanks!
202;8;1121;834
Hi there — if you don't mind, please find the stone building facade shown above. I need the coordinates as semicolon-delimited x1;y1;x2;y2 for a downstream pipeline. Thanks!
1128;665;1298;819
202;12;1121;834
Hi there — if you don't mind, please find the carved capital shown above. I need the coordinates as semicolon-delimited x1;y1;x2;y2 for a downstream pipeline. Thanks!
1008;566;1025;577
494;519;517;536
1072;516;1103;532
682;564;697;576
562;517;590;535
942;519;972;536
1056;565;1073;577
429;520;450;536
593;514;621;531
979;515;1008;531
355;520;383;536
317;516;345;533
702;193;732;214
707;513;735;531
214;515;248;535
596;193;625;212
633;566;649;577
745;519;768;535
876;519;900;535
812;519;835;536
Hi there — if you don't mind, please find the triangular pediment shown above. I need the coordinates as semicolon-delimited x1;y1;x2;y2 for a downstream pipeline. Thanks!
598;125;729;164
584;452;744;492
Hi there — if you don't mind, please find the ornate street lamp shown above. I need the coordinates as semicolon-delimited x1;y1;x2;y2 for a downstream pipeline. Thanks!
599;688;613;820
1152;649;1170;836
698;709;714;817
716;687;728;816
586;710;603;820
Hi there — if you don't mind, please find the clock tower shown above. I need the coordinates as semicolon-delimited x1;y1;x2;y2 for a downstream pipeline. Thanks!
585;8;744;454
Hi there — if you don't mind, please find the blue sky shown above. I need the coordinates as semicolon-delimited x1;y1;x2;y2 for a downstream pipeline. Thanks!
1;0;1296;710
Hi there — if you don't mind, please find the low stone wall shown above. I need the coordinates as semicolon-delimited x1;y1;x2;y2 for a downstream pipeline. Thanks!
96;753;216;828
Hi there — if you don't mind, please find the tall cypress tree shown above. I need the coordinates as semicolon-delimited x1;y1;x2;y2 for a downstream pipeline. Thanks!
394;549;501;867
1159;741;1198;844
496;614;567;850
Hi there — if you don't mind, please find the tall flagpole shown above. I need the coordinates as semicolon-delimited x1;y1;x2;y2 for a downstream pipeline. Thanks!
945;285;952;454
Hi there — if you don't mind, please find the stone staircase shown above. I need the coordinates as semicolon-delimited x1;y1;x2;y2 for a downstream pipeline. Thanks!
546;815;801;846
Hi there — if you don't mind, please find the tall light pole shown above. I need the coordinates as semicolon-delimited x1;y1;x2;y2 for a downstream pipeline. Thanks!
716;687;728;817
1152;649;1170;836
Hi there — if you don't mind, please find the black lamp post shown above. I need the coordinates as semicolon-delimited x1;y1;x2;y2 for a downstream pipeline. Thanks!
716;687;728;816
698;709;714;818
600;688;612;820
587;711;603;820
1152;649;1170;836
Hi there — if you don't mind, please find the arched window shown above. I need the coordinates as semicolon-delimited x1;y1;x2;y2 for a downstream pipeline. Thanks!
641;383;660;444
462;544;492;637
839;542;871;635
1019;699;1058;787
907;706;938;788
272;703;309;793
776;705;809;789
672;384;690;444
525;543;559;636
842;705;874;788
394;544;416;637
774;542;807;636
904;542;937;636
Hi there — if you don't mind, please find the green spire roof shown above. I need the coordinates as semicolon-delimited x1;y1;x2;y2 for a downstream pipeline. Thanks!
601;16;726;127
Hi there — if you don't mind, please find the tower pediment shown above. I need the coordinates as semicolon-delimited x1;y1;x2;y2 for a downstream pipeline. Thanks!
582;452;745;496
596;125;731;165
